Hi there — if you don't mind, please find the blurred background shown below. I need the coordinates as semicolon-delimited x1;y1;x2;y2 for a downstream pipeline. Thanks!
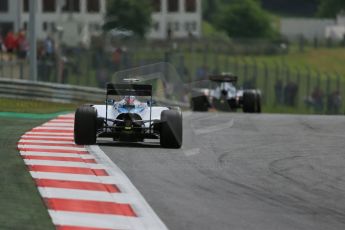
0;0;345;115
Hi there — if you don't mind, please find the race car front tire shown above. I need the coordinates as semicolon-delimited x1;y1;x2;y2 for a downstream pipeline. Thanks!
74;106;97;145
160;110;183;148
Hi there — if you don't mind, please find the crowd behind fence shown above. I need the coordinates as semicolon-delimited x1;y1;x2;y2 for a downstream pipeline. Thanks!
0;41;344;115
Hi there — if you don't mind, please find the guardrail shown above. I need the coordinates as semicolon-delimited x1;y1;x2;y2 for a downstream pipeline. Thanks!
0;78;189;108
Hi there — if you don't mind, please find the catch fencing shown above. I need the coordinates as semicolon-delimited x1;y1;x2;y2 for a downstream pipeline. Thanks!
0;42;344;114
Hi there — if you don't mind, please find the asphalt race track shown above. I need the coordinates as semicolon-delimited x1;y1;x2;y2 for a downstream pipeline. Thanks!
99;112;345;230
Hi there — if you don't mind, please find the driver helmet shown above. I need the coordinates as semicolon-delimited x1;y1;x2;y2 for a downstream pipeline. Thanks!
123;96;136;105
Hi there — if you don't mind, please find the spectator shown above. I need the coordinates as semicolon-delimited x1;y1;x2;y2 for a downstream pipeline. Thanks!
274;79;283;104
311;86;324;113
16;30;29;60
284;81;298;106
4;30;17;53
44;36;55;59
327;90;342;114
291;82;299;106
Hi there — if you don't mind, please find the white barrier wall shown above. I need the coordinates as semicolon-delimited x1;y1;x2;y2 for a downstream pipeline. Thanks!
0;78;189;108
280;18;335;41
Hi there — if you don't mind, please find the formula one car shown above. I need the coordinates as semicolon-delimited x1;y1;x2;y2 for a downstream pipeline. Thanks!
74;81;182;148
191;73;261;113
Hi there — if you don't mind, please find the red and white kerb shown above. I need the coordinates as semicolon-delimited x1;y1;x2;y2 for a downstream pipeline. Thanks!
18;114;167;230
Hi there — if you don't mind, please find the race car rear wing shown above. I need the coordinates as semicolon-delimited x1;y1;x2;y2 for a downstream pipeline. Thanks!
105;83;153;133
106;83;152;96
209;74;238;83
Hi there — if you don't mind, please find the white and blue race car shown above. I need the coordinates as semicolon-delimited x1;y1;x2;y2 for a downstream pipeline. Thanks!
191;73;261;113
74;82;182;148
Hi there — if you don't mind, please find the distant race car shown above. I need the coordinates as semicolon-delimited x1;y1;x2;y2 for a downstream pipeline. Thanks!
74;81;183;148
191;73;261;113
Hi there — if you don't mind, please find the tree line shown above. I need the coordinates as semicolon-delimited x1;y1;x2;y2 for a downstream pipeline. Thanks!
104;0;345;39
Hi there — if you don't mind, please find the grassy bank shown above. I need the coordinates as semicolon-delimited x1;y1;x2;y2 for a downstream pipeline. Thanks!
243;48;345;75
0;98;77;229
0;118;55;230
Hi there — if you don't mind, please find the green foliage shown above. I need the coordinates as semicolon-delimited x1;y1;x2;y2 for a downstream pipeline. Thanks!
203;0;222;23
215;0;276;39
317;0;345;17
202;21;230;41
104;0;152;37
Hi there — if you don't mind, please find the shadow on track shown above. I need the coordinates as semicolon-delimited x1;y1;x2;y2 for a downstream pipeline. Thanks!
97;140;162;149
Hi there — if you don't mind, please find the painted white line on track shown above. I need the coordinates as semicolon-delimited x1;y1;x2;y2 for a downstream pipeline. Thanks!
40;126;73;129
22;135;74;139
38;187;136;204
25;132;73;136
30;172;120;184
49;210;139;230
24;159;106;169
20;150;88;155
19;140;75;144
88;145;168;230
32;127;74;131
42;123;74;127
20;151;95;159
47;121;74;124
58;114;75;118
183;111;193;118
193;118;234;135
183;147;200;157
18;145;86;151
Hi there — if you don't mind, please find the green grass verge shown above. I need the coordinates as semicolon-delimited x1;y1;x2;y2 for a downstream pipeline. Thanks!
243;48;345;75
0;118;54;230
0;98;77;229
0;98;77;114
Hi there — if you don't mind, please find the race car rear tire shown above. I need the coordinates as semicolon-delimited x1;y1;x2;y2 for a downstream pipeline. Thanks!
74;106;97;145
243;91;261;113
160;110;183;148
256;93;262;113
243;91;257;113
191;96;209;112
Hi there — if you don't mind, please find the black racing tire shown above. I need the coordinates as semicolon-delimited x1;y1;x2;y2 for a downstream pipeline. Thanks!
191;96;209;112
256;93;262;113
160;110;183;148
74;106;97;145
243;91;256;113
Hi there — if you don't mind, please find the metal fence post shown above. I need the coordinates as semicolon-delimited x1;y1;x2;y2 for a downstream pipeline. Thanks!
234;57;238;75
252;58;257;87
225;55;229;72
305;66;311;97
29;0;38;82
20;61;24;79
10;61;13;79
285;66;291;83
264;62;268;105
0;55;3;78
243;59;248;86
296;67;301;108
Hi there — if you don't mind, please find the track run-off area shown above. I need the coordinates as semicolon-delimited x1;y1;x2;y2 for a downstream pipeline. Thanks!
18;112;345;230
